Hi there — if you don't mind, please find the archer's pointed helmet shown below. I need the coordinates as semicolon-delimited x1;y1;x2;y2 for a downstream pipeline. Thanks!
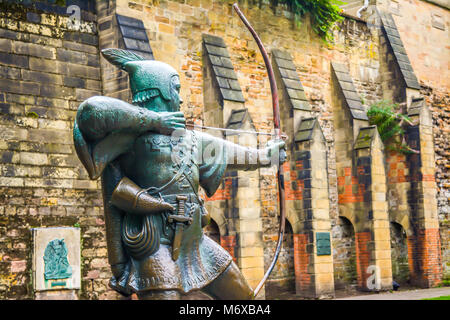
101;48;179;104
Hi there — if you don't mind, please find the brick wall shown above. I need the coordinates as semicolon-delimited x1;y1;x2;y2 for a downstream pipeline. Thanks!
265;223;295;297
293;233;311;294
408;228;443;287
355;231;372;289
220;235;236;263
421;86;450;280
205;176;232;201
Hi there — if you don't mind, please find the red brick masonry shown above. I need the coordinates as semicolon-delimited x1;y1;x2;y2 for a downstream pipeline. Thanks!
408;228;442;287
293;233;311;293
220;235;237;263
355;231;372;289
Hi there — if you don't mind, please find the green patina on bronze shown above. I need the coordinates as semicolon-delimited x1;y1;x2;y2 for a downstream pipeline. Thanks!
43;239;72;280
72;48;285;300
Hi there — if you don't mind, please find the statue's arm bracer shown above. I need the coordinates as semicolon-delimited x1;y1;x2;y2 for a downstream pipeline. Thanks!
110;177;174;214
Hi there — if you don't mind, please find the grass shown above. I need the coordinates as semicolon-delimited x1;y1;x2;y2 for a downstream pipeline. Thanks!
422;295;450;300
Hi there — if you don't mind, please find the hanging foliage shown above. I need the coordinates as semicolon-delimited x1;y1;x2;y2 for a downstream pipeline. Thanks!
367;100;419;154
276;0;345;42
241;0;346;42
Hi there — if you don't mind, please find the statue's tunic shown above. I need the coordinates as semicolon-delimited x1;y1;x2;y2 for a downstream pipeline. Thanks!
73;101;233;294
110;130;232;294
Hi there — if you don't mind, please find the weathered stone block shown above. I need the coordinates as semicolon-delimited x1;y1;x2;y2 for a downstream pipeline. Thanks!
21;70;62;85
0;51;28;68
13;41;55;59
0;78;39;95
40;84;75;100
19;152;48;165
0;38;12;52
62;41;98;54
59;63;100;80
56;48;87;64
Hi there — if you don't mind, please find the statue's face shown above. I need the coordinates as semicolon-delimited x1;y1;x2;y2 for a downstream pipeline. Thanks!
168;75;182;112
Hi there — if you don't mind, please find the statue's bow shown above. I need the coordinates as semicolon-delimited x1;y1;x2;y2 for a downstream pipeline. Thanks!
232;3;287;298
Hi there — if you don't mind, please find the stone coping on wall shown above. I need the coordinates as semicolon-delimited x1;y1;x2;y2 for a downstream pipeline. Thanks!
354;126;377;150
378;11;421;90
295;117;317;142
202;34;245;103
272;49;311;111
116;14;154;60
331;62;368;121
225;109;248;132
408;97;425;117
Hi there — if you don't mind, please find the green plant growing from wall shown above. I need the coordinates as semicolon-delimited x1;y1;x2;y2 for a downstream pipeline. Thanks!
234;0;346;42
367;100;419;154
276;0;345;42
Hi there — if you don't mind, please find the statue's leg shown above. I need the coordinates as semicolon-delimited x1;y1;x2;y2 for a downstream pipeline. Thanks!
137;290;181;300
201;261;254;300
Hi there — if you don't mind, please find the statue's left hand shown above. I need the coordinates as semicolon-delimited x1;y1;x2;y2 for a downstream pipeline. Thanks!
155;111;186;135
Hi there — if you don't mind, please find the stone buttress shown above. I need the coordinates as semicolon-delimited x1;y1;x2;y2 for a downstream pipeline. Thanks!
378;11;442;288
202;34;266;297
273;49;335;298
332;61;392;291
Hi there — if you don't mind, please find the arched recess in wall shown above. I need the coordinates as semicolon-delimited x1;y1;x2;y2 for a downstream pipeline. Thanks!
332;216;358;291
266;219;295;299
204;218;221;244
285;206;302;234
207;210;227;238
338;206;357;230
390;212;414;238
390;221;410;285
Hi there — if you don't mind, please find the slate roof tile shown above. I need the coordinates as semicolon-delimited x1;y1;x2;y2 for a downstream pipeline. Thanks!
203;34;244;103
379;11;421;89
116;14;153;59
331;62;367;121
295;117;317;142
272;50;311;111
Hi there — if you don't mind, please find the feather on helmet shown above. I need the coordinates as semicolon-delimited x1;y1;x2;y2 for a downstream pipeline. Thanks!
101;48;179;104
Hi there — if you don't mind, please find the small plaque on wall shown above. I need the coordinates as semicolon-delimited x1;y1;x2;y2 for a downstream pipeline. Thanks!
316;232;331;256
32;227;81;291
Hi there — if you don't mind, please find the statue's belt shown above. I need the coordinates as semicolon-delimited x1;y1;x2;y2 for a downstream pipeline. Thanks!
162;193;202;205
